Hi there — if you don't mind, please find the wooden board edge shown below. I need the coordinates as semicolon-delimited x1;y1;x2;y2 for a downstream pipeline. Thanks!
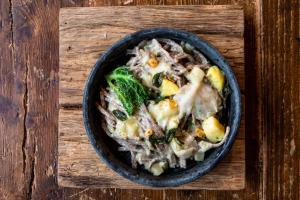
59;5;244;12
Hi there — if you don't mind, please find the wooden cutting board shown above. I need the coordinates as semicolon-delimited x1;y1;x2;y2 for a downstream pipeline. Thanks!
58;6;245;190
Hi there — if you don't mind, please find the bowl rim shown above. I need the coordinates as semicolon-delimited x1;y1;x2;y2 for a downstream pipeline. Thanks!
82;27;242;187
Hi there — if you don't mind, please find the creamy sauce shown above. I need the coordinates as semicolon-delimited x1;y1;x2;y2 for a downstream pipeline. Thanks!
174;67;205;119
115;117;140;139
193;83;221;120
148;99;180;130
140;61;171;87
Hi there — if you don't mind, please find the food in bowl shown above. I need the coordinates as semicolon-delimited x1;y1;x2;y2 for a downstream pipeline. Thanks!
97;38;231;176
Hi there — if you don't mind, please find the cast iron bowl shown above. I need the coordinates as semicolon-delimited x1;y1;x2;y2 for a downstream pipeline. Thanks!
83;28;241;187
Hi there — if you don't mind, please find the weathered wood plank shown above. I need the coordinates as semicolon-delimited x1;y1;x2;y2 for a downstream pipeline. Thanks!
60;6;244;34
6;1;61;199
59;6;245;106
261;1;300;200
59;2;249;199
58;109;245;189
0;0;27;199
4;0;299;198
58;5;245;190
243;0;264;199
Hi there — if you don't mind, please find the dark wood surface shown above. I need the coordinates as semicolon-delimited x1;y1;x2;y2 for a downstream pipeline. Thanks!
58;6;245;189
0;0;298;200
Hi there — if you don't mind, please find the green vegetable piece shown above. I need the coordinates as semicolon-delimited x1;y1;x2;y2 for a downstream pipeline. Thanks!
222;82;231;101
154;95;166;103
112;110;127;121
149;135;166;144
152;72;165;87
106;66;148;115
166;128;177;143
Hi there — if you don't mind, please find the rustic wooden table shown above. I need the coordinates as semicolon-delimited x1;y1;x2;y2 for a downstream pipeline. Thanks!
0;0;299;200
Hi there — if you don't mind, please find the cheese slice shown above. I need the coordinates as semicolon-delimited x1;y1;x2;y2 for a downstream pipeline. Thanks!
148;99;180;130
173;67;205;119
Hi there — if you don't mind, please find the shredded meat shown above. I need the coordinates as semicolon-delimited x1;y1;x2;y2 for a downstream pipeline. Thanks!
97;38;230;175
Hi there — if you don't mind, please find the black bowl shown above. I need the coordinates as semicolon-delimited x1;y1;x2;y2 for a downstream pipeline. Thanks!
83;28;241;187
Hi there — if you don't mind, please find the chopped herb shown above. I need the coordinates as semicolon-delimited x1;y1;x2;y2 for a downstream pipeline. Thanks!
152;72;165;87
166;128;177;143
112;110;127;121
154;96;166;103
185;115;195;132
221;82;231;102
149;135;166;144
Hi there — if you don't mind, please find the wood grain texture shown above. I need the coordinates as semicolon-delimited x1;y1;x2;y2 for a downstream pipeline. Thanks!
59;6;245;106
7;1;61;199
261;1;300;199
58;5;245;190
1;0;298;199
58;109;245;189
0;0;28;199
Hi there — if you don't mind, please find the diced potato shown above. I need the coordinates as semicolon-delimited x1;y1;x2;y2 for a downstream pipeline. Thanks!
160;79;179;96
186;67;205;84
194;151;205;161
115;117;139;139
202;116;225;143
206;66;225;92
195;128;205;138
150;162;168;176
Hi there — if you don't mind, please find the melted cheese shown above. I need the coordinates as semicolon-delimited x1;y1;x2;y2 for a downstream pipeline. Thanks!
173;67;205;119
140;61;171;87
148;99;180;130
193;83;221;120
140;44;171;87
140;72;153;87
147;39;162;55
147;61;170;76
115;117;140;139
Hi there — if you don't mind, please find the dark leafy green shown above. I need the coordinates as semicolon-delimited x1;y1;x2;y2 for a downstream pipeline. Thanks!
149;128;177;144
152;72;165;87
154;96;166;103
112;110;127;121
217;82;231;124
165;128;177;143
149;135;166;144
106;66;148;115
221;82;231;102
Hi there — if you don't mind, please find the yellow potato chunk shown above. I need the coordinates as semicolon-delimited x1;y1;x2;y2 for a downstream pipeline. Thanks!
160;79;179;96
116;117;139;139
206;66;225;92
202;116;225;143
